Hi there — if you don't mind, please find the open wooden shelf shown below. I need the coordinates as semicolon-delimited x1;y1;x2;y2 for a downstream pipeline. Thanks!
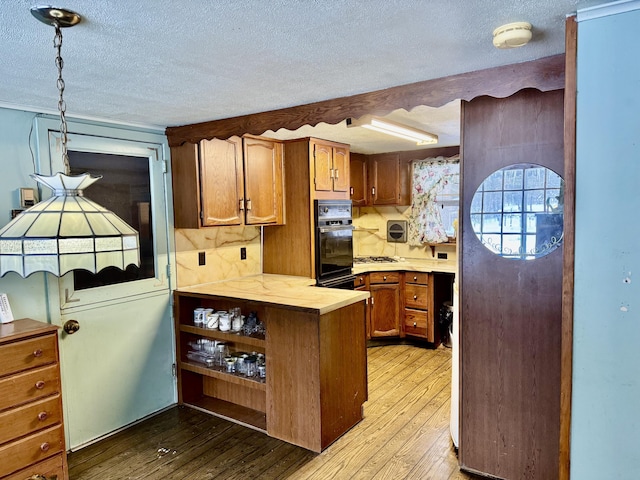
185;396;267;432
180;361;266;391
180;325;265;349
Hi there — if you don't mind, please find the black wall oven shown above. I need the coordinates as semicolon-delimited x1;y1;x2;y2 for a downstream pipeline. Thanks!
314;200;355;289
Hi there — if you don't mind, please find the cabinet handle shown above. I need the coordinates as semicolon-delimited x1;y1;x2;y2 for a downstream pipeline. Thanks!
35;380;45;390
350;187;354;195
239;198;245;211
383;276;387;281
246;199;252;211
334;169;339;179
371;186;376;196
414;295;418;300
40;442;50;452
413;276;418;281
413;322;417;327
33;349;43;358
370;297;374;305
330;168;335;178
38;411;48;421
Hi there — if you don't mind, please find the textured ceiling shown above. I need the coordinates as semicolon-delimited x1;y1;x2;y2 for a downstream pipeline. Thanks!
0;0;606;153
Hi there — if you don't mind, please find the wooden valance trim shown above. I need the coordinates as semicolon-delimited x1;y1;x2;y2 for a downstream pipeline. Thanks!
166;54;565;147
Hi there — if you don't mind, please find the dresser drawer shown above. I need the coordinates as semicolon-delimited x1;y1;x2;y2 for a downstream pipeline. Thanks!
0;364;60;412
3;452;65;480
404;309;428;337
0;394;62;445
0;334;57;377
0;424;64;478
405;272;429;285
404;284;429;309
369;272;400;284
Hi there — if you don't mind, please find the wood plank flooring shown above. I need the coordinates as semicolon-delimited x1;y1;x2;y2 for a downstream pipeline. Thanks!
68;344;475;479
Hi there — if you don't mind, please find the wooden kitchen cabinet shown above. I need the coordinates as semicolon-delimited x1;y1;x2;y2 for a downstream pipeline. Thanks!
171;135;284;228
173;288;366;452
351;153;411;207
312;139;349;196
404;272;435;341
349;153;368;206
263;137;351;279
369;272;401;337
0;319;67;480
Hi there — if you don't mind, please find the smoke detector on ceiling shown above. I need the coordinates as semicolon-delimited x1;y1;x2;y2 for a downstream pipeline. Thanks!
493;22;532;49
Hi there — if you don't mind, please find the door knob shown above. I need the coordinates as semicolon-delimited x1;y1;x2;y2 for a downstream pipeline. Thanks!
63;319;80;334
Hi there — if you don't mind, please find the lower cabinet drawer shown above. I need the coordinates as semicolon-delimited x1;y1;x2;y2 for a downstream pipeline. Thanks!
406;272;429;285
0;424;64;478
3;452;65;480
404;284;429;309
0;394;62;445
369;272;400;284
0;364;61;412
404;309;428;337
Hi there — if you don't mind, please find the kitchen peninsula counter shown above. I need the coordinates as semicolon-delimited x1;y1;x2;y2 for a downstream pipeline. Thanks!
173;274;368;452
176;273;369;314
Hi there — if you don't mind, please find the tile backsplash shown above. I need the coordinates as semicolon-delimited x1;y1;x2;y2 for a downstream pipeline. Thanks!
174;206;457;287
175;226;261;287
353;206;457;263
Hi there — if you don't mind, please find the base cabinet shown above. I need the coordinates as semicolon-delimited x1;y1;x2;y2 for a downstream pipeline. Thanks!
174;291;366;452
0;319;67;480
369;272;401;337
404;272;434;341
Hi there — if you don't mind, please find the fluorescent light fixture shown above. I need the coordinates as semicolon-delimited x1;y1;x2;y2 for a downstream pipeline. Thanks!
347;116;438;145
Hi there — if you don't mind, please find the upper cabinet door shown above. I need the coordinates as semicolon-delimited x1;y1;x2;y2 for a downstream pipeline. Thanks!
200;137;244;226
332;146;350;192
313;142;334;192
350;153;368;206
370;154;400;205
243;136;284;225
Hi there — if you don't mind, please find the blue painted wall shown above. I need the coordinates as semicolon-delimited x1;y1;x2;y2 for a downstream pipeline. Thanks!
572;4;640;478
0;109;53;319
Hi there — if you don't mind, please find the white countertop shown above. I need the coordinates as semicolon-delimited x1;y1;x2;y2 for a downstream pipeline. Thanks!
176;274;369;315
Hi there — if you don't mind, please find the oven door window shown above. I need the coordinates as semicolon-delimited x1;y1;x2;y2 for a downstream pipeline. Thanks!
318;228;353;279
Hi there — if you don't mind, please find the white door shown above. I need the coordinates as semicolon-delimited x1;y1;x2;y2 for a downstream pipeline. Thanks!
38;120;176;449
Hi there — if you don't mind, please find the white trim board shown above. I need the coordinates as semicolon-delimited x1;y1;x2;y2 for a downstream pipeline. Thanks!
577;0;640;22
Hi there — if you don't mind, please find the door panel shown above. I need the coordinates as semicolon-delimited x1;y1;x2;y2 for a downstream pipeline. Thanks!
460;89;564;479
243;137;282;225
332;146;349;192
313;143;333;192
38;120;175;450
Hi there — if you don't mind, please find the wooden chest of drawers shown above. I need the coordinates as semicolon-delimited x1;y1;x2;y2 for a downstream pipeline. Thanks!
0;319;67;480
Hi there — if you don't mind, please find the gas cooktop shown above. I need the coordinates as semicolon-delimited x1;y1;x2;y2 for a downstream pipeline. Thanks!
353;256;400;264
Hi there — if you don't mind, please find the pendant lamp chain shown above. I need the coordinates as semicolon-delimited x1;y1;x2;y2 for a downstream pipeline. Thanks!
53;21;70;172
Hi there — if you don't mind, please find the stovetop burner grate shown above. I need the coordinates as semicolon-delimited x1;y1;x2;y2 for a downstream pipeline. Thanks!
354;256;399;264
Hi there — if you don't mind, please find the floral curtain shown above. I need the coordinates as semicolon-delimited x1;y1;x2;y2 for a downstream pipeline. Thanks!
408;155;460;245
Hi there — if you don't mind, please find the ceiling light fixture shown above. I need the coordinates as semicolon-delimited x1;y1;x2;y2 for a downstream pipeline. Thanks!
492;22;532;49
347;116;438;146
0;7;140;278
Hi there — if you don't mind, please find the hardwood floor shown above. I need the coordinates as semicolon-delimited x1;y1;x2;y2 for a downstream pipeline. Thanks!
68;344;474;479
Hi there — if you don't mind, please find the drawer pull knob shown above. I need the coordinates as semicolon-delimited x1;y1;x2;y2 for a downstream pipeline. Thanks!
383;276;387;281
414;276;417;281
413;322;417;327
33;349;43;357
40;442;50;452
35;380;46;390
38;411;48;421
413;295;418;300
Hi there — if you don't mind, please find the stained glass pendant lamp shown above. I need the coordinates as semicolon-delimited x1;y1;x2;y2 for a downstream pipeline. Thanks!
0;7;140;277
